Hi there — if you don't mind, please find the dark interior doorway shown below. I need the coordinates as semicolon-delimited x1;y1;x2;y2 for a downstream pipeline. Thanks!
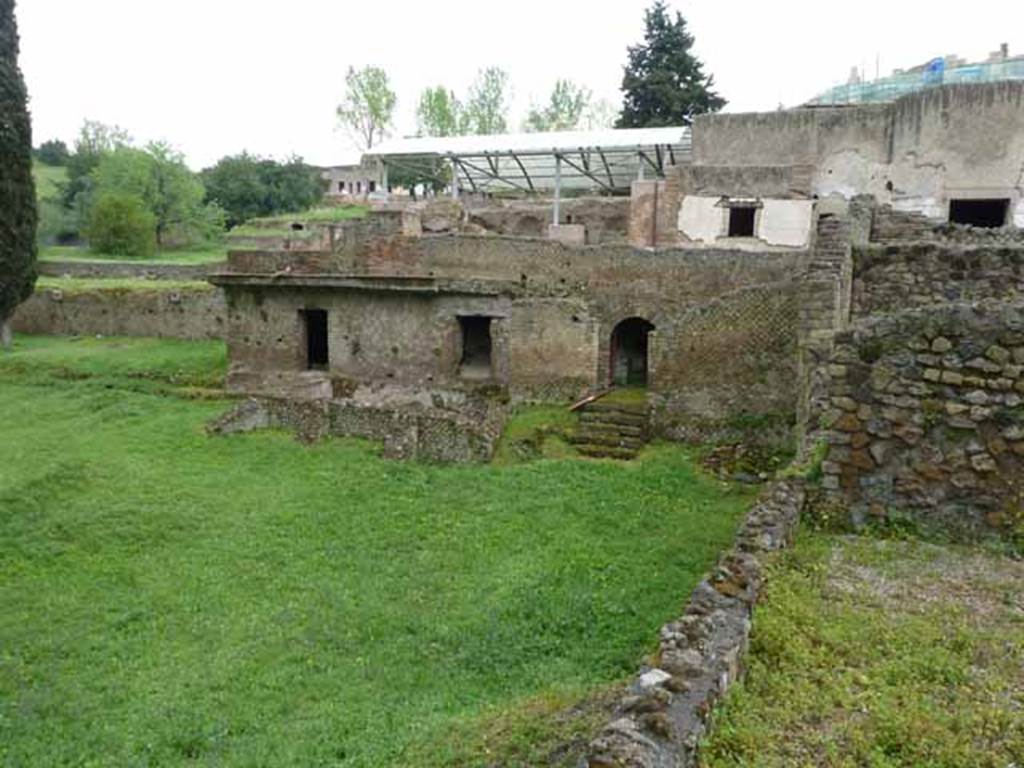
302;309;329;370
949;198;1009;228
610;317;655;387
458;316;492;378
728;206;757;237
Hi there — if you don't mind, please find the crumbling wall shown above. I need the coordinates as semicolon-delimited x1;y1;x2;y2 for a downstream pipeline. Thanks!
465;196;630;244
12;284;226;340
584;480;806;768
816;302;1024;540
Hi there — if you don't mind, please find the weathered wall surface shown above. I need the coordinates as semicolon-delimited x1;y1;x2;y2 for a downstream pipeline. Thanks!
677;196;815;248
218;236;811;437
650;282;800;443
817;302;1024;539
12;285;226;340
852;244;1024;316
692;83;1024;219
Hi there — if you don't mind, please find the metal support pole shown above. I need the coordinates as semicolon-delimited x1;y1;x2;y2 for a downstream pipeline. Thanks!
450;158;459;199
381;161;389;197
553;154;562;226
637;152;645;181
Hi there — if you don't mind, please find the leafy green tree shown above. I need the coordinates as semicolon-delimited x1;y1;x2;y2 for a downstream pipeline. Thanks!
61;119;132;229
461;67;510;135
0;0;37;349
85;193;157;257
202;153;324;229
617;1;725;127
416;86;462;137
525;79;591;132
91;142;220;248
336;66;396;150
36;139;69;166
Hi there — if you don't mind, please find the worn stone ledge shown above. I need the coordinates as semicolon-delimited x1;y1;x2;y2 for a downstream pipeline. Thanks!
38;260;222;281
207;394;507;464
582;479;806;768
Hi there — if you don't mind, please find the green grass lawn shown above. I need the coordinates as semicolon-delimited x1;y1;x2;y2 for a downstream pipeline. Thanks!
0;335;754;767
700;532;1024;767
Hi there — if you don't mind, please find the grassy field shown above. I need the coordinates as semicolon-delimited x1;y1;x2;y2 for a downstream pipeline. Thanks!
32;162;67;200
701;532;1024;767
0;335;754;767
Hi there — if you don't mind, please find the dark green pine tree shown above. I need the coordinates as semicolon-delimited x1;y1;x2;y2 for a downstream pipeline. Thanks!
0;0;37;348
617;1;726;128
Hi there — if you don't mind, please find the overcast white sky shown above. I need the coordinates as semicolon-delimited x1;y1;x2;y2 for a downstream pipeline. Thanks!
16;1;1024;169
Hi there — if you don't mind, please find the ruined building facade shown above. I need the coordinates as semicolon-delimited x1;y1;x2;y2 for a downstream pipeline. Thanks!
213;82;1024;539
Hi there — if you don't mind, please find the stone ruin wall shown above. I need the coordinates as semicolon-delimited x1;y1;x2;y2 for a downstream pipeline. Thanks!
12;283;226;341
817;302;1024;539
803;199;1024;540
220;232;812;448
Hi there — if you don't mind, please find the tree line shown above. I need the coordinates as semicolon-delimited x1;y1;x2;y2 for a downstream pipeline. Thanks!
336;1;724;151
34;124;326;256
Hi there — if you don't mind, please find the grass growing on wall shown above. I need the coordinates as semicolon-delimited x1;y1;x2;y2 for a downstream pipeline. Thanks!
35;276;216;294
0;336;755;768
700;533;1024;767
39;244;229;265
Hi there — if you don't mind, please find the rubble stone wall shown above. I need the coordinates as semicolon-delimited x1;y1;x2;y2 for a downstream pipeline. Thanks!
816;301;1024;539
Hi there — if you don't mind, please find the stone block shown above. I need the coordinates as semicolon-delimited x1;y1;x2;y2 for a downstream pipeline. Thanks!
547;223;587;246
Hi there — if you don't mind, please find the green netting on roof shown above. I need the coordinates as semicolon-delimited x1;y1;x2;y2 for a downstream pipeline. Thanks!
808;58;1024;105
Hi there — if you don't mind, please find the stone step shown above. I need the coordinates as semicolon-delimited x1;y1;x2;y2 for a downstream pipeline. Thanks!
575;443;640;460
579;411;648;428
570;433;645;450
584;401;649;416
575;421;646;438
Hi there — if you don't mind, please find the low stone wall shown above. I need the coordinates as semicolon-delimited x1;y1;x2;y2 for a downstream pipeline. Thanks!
38;260;220;281
584;480;806;767
208;395;507;464
12;284;226;340
816;301;1024;539
852;243;1024;317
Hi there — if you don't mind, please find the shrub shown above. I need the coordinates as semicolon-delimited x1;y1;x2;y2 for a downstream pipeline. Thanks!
85;193;156;257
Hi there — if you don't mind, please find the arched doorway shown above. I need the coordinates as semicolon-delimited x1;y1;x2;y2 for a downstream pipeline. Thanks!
610;317;655;387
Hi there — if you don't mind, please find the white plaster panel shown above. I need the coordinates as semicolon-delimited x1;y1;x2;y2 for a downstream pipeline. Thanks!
1014;199;1024;228
678;196;723;243
759;200;815;247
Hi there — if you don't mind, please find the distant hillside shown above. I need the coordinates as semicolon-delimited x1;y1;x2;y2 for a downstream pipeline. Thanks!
32;162;67;202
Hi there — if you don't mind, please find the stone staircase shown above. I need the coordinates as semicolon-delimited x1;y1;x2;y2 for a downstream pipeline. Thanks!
571;399;650;460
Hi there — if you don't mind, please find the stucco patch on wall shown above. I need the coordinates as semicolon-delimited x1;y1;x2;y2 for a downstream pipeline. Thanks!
678;196;813;248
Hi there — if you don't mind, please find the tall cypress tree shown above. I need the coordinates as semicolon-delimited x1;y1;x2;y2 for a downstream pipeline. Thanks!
0;0;37;348
617;1;725;128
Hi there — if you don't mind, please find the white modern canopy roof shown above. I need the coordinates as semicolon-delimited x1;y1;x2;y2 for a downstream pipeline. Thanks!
364;126;692;194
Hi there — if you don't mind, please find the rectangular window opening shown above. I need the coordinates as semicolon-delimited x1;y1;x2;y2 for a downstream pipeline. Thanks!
949;198;1009;228
728;206;757;237
369;180;377;193
458;316;492;379
302;309;329;370
338;181;345;192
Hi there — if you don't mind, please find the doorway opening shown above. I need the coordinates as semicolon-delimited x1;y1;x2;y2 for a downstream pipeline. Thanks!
458;316;492;379
610;317;655;387
949;198;1009;228
302;309;329;370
